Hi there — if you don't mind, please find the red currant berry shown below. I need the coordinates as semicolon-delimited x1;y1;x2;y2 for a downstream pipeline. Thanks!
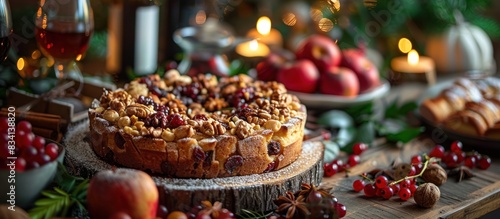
352;179;365;192
455;151;465;164
408;183;418;194
37;154;51;166
399;179;412;189
323;163;338;177
352;142;368;155
390;183;400;194
413;163;424;175
16;157;26;171
409;165;417;176
321;131;331;140
32;136;46;151
478;156;491;170
335;203;347;218
398;188;412;201
443;152;459;168
375;175;389;189
411;155;422;165
156;205;168;218
332;159;344;171
45;143;59;160
17;121;32;133
21;146;38;160
464;156;476;169
363;183;377;197
26;161;40;170
348;155;360;167
218;208;235;219
381;186;394;200
429;145;445;158
450;141;463;153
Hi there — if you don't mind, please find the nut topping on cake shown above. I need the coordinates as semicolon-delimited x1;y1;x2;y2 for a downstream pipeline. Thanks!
88;71;306;178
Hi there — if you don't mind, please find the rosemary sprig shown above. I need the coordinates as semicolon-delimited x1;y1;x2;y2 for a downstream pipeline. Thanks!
28;163;89;219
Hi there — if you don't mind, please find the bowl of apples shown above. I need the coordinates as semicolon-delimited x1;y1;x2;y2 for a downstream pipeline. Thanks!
0;118;65;209
256;35;390;108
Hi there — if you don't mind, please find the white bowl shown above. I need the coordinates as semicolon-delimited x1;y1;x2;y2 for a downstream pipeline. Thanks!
0;141;65;209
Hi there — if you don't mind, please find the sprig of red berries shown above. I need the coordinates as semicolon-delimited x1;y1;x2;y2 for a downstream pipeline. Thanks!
352;156;436;201
427;141;491;170
351;140;493;201
323;142;368;177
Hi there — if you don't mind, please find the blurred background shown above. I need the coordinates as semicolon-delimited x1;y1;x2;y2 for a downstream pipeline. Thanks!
2;0;500;102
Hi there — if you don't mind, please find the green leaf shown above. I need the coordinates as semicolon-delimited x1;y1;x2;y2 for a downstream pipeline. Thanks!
317;110;354;128
323;140;340;163
386;127;424;143
29;164;90;219
344;102;373;119
29;189;69;219
343;121;375;154
333;126;356;148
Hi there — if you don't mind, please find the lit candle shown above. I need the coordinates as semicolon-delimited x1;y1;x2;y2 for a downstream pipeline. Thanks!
391;39;436;84
246;16;283;49
235;39;270;58
392;49;435;74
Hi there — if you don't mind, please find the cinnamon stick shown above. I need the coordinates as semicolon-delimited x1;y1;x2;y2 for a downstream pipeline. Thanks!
32;127;62;142
0;108;65;131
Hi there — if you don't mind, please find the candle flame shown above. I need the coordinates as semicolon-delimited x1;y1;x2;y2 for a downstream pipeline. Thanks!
398;38;412;53
249;40;259;51
256;16;271;35
408;49;419;65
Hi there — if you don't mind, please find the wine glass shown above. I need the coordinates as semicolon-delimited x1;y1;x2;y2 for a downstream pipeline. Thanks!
0;0;12;61
35;0;94;94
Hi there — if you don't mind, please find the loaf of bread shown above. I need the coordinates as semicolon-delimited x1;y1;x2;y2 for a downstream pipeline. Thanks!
419;77;500;138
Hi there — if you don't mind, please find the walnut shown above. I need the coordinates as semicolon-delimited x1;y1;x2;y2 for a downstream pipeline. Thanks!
125;104;154;118
235;121;253;139
422;164;447;186
414;183;440;208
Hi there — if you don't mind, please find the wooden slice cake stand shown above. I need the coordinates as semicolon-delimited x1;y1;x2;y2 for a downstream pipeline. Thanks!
63;121;324;213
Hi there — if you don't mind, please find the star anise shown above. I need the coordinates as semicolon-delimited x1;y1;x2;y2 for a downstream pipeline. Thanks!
274;191;310;219
296;183;332;199
448;166;474;182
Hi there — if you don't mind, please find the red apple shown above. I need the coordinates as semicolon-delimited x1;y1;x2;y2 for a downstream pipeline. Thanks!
319;66;359;97
256;51;294;81
341;49;380;93
87;168;159;219
295;35;341;73
277;59;320;93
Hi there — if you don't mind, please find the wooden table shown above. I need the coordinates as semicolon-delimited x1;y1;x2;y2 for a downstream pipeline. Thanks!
319;136;500;219
318;80;500;219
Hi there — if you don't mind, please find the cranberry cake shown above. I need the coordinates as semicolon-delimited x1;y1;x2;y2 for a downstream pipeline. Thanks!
88;71;306;178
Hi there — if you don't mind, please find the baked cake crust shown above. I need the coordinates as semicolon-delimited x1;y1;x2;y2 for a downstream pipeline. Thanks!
88;71;306;178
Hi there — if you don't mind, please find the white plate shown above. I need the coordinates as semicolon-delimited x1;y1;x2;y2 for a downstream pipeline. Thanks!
289;79;390;108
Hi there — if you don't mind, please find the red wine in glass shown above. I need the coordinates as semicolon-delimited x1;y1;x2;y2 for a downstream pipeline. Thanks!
0;36;10;61
35;21;93;61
